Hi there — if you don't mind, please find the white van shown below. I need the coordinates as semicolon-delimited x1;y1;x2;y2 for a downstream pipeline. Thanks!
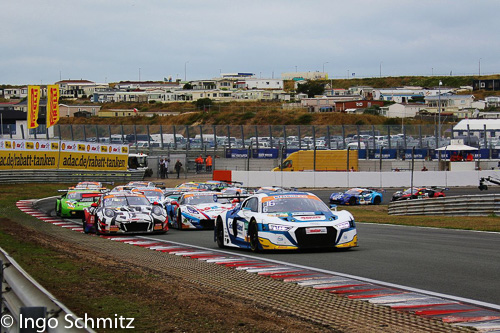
346;142;366;150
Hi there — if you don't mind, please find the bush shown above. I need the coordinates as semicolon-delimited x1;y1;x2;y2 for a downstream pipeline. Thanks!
297;113;313;124
194;98;213;110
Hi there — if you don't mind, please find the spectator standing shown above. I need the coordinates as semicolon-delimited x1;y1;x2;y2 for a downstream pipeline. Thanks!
159;158;165;179
175;160;182;179
206;155;212;172
195;155;204;173
163;158;169;178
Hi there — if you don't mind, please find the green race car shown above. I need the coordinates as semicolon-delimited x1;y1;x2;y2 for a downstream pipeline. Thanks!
55;190;103;218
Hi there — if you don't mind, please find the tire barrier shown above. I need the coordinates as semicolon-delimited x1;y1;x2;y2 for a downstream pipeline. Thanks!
388;194;500;216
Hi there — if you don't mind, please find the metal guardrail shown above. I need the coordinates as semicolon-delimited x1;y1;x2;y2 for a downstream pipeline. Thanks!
1;247;93;332
388;194;500;216
0;169;146;184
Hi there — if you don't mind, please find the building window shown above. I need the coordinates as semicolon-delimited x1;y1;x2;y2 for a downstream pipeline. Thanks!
480;82;485;88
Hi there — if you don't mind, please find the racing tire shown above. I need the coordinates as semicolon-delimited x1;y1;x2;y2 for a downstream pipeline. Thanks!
55;202;61;217
94;217;102;235
82;217;90;234
216;217;225;248
177;210;183;230
249;220;261;253
373;196;381;205
349;197;357;205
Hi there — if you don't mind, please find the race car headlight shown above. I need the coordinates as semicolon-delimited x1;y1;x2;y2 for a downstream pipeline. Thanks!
152;206;163;216
337;221;351;229
104;209;115;218
268;224;291;232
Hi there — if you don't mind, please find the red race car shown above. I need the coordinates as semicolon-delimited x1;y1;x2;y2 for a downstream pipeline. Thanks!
391;187;446;201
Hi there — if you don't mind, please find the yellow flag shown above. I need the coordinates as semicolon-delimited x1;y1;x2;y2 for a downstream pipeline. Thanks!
47;84;60;128
28;85;41;129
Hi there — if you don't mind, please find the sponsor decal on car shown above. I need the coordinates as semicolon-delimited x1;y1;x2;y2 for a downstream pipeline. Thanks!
305;227;327;234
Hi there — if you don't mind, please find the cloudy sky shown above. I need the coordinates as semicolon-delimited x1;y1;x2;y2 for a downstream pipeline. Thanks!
1;0;498;85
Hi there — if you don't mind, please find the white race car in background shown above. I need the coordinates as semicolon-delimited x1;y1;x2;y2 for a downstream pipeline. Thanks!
171;191;239;230
214;192;357;252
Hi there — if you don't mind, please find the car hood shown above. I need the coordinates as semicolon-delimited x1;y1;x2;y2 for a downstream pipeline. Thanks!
185;203;233;219
268;211;335;222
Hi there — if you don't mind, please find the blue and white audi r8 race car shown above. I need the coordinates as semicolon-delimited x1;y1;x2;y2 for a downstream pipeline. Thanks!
171;191;239;230
215;192;357;252
330;188;383;205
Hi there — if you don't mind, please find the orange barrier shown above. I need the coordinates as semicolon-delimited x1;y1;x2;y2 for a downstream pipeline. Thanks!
213;170;232;182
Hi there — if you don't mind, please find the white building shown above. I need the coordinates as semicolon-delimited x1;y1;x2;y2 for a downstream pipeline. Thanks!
381;103;425;118
244;78;283;90
453;119;500;138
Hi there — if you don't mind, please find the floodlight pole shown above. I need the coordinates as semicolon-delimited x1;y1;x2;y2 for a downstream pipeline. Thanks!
438;80;442;148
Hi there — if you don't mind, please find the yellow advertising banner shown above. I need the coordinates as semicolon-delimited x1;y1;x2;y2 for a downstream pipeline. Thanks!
47;84;60;128
0;140;58;169
0;140;128;171
58;141;128;171
27;86;41;129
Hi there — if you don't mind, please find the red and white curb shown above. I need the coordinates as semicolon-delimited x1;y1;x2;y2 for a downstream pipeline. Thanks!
18;200;500;332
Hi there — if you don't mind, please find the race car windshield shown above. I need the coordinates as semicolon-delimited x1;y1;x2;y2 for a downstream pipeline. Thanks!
263;197;329;213
103;196;150;207
183;195;221;205
141;190;164;198
345;189;362;195
67;192;83;200
402;188;419;195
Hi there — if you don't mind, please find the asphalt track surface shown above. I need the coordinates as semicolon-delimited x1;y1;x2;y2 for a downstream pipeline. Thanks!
39;187;500;306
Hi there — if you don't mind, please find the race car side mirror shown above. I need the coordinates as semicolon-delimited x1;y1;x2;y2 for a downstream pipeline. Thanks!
171;201;179;206
153;201;159;205
330;204;337;211
232;198;240;204
91;203;98;207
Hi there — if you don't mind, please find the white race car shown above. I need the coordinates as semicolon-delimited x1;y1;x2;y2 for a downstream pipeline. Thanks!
214;191;357;252
82;192;168;234
171;191;239;230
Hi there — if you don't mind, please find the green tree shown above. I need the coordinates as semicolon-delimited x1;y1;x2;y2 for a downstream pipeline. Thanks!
194;98;213;110
296;80;325;97
183;83;193;90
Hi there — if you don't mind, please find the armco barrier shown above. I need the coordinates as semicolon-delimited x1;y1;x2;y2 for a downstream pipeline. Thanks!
1;246;92;332
388;194;500;216
231;170;500;188
0;169;145;184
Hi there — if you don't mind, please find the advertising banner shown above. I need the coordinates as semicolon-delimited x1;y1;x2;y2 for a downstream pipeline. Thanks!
47;84;60;128
225;149;249;158
0;139;58;169
27;86;41;129
0;139;128;171
58;141;128;171
251;148;279;159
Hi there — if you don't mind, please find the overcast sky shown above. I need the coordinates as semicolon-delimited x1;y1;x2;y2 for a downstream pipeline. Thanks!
1;0;499;85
